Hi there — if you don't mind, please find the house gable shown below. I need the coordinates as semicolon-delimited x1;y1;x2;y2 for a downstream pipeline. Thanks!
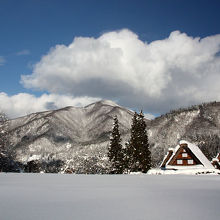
168;143;202;166
161;140;214;169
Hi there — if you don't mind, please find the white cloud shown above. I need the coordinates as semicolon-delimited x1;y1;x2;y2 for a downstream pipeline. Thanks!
21;29;220;114
0;92;99;119
0;56;5;65
16;49;30;56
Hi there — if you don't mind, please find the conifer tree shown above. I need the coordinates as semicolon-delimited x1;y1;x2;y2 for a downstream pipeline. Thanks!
137;111;151;172
0;112;11;172
126;111;151;173
108;115;124;174
126;112;138;172
0;113;8;150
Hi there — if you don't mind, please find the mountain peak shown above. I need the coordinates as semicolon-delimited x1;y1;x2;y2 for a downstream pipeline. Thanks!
85;99;120;108
98;100;119;107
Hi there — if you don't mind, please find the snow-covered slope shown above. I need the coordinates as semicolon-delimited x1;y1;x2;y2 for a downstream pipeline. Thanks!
8;100;138;173
7;100;220;172
149;102;220;165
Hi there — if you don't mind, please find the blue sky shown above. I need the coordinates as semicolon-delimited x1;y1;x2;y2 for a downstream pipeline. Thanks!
0;0;220;118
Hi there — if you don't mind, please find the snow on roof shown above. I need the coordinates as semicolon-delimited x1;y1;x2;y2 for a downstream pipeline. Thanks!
180;140;214;168
165;140;214;169
160;149;174;167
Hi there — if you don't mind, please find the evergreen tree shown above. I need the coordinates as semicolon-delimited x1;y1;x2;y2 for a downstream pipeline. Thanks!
125;112;138;172
0;112;14;172
126;111;151;173
108;115;124;174
137;111;151;172
0;113;8;171
0;112;8;150
0;112;20;172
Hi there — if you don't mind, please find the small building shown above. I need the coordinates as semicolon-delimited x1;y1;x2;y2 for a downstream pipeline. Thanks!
161;140;214;170
211;153;220;170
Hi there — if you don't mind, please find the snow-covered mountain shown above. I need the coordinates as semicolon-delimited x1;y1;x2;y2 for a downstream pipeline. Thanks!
7;100;220;172
8;100;140;173
148;101;220;165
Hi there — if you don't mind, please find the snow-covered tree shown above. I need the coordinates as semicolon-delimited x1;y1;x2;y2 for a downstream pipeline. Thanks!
126;111;151;173
108;115;124;174
125;112;138;172
0;112;8;148
0;112;11;172
0;112;21;172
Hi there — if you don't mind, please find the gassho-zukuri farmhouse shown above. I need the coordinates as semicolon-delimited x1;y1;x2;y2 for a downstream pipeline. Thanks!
148;140;220;175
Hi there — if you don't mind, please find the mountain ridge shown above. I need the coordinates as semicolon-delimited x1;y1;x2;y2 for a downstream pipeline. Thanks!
6;100;220;173
8;100;138;172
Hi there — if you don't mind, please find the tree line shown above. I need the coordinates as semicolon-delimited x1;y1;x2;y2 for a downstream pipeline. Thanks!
108;111;151;174
0;112;20;172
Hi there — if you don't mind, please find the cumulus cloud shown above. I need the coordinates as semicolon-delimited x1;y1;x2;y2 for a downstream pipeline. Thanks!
0;56;5;65
21;29;220;114
0;92;99;118
16;49;30;56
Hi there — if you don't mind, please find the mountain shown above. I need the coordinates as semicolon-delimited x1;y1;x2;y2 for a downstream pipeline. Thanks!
7;100;220;173
8;100;144;173
148;101;220;165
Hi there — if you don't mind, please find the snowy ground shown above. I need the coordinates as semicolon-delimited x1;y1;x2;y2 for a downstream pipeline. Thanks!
0;174;219;220
148;168;220;175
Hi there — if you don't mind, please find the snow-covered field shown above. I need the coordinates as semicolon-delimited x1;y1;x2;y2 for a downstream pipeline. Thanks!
0;174;219;220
